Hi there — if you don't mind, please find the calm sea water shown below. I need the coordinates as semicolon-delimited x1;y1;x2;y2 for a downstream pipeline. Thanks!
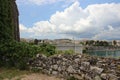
86;50;120;58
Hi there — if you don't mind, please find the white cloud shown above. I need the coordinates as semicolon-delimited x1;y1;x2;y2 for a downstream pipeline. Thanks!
20;2;120;40
92;27;120;40
20;21;56;34
20;24;27;32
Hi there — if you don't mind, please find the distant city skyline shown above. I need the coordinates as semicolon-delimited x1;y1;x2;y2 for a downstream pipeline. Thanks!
17;0;120;40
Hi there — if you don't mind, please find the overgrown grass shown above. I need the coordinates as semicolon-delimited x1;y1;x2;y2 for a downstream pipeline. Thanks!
0;68;30;80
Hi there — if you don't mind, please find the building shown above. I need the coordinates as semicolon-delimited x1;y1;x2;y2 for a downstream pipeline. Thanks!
55;43;83;53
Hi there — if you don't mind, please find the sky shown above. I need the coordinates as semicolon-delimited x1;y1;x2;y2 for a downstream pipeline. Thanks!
16;0;120;40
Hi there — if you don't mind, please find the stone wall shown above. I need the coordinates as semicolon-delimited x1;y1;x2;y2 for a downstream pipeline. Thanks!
12;0;20;41
29;54;120;80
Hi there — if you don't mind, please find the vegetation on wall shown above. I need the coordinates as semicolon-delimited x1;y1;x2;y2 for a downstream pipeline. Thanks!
0;0;15;42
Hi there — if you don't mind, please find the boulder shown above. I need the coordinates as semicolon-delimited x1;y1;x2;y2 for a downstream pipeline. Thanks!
108;74;118;80
80;62;90;71
67;66;76;73
94;75;101;80
52;71;58;75
90;66;104;74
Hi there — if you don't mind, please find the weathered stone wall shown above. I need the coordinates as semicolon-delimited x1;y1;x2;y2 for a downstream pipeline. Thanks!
11;0;20;41
29;54;120;80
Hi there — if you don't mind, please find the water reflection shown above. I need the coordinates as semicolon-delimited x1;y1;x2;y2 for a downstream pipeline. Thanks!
86;50;120;58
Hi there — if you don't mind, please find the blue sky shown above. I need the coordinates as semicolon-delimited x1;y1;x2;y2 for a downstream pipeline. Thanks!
16;0;120;40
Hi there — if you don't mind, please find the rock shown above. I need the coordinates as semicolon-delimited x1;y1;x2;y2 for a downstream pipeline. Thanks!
94;75;101;80
67;66;75;73
36;54;40;57
73;74;83;80
62;58;67;61
52;71;58;75
96;62;102;67
77;70;81;74
52;65;58;70
62;62;66;66
117;65;120;70
81;62;90;66
58;67;62;72
80;62;90;71
61;66;66;71
78;55;82;58
90;66;104;74
29;54;120;80
84;74;92;80
108;74;118;80
74;58;80;63
101;73;109;80
89;58;98;65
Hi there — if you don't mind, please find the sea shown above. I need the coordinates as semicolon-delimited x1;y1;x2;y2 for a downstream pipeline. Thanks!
86;50;120;58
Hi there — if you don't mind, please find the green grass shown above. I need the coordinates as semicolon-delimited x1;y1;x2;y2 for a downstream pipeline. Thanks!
0;68;30;80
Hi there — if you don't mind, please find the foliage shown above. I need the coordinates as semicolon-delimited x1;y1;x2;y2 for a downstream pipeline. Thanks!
113;40;117;46
55;49;74;55
82;49;86;53
64;49;74;54
0;40;41;69
0;40;57;69
85;40;109;46
0;0;15;41
34;39;39;45
38;43;56;56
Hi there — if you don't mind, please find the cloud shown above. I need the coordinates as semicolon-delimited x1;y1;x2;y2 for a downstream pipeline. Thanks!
20;24;27;32
20;2;120;40
20;21;56;34
92;27;120;40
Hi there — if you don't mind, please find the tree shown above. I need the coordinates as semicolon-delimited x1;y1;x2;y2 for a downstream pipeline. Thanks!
34;39;38;45
113;40;117;46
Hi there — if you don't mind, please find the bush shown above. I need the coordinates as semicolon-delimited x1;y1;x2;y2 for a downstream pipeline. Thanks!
64;49;74;55
0;41;57;69
39;43;56;56
0;40;41;70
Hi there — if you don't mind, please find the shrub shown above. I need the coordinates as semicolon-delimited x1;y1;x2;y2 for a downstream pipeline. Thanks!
0;41;57;69
39;43;56;56
0;40;41;70
64;49;74;55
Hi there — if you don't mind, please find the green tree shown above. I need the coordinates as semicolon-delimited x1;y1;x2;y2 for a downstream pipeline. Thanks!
34;39;38;45
113;40;117;46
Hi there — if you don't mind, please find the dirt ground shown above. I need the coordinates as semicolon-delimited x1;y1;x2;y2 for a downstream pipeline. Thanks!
4;73;65;80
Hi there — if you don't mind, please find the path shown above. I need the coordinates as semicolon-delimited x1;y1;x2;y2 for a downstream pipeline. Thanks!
4;73;64;80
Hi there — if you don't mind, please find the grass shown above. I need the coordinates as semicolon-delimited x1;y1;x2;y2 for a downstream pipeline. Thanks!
0;68;30;80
